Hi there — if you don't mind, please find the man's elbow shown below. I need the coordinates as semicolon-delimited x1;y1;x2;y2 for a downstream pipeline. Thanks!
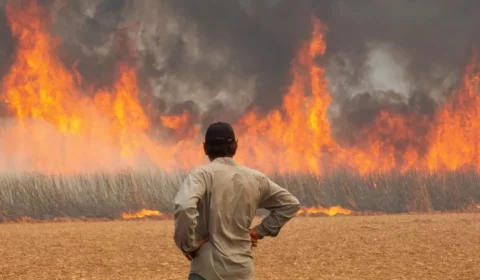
293;200;301;211
285;198;301;217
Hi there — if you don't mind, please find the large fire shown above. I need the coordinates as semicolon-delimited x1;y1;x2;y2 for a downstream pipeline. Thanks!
1;2;479;175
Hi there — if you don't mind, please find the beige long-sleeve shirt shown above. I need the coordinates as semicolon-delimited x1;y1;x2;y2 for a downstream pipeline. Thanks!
173;157;300;280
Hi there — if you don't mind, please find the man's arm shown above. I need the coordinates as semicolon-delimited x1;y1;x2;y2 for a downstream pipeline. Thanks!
253;177;301;238
173;171;206;254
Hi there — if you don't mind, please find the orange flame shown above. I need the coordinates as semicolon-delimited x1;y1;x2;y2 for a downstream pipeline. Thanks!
0;1;203;173
235;17;336;174
297;206;352;216
426;53;480;171
1;2;480;176
160;110;190;130
121;209;163;220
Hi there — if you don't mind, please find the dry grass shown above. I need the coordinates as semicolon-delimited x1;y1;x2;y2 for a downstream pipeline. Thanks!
1;214;479;280
1;170;480;221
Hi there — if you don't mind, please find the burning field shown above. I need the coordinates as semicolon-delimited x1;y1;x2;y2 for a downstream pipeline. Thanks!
0;0;479;221
0;2;479;279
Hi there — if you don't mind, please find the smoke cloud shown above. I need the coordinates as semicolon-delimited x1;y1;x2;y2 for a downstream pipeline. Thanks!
0;0;479;133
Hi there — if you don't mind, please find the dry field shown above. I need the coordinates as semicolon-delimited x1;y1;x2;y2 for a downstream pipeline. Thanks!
1;214;479;280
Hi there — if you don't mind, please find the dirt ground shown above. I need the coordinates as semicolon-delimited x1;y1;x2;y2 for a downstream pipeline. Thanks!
1;213;479;280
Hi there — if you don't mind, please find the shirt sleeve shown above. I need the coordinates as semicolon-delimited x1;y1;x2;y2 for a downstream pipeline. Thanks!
254;177;301;238
173;171;206;253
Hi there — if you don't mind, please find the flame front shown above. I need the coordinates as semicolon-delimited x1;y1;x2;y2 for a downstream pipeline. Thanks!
121;209;163;220
297;206;352;216
1;2;480;175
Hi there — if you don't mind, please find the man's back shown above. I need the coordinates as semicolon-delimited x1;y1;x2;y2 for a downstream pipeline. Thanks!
174;157;300;280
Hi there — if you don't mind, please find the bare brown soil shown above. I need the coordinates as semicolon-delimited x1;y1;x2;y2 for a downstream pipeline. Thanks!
1;214;479;280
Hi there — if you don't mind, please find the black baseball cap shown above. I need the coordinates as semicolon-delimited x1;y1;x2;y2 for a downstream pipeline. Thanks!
204;122;236;144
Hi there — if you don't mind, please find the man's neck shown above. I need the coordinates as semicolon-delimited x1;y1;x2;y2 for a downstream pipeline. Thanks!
209;156;233;162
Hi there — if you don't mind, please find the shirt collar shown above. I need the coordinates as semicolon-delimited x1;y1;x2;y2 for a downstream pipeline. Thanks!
212;157;239;167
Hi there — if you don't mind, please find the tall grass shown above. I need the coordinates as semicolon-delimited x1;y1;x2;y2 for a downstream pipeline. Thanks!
0;169;479;220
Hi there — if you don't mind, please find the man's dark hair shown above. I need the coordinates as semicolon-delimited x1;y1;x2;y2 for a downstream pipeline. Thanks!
203;140;238;158
203;122;238;159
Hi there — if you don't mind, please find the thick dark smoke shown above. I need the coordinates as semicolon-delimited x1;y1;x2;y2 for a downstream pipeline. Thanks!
321;0;480;103
0;0;13;117
0;0;479;134
0;1;13;82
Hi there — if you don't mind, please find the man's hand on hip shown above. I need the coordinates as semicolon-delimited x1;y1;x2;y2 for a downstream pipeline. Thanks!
249;228;263;248
184;237;209;261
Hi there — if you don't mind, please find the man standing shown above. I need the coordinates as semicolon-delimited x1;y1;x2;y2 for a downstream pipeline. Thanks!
174;122;301;280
